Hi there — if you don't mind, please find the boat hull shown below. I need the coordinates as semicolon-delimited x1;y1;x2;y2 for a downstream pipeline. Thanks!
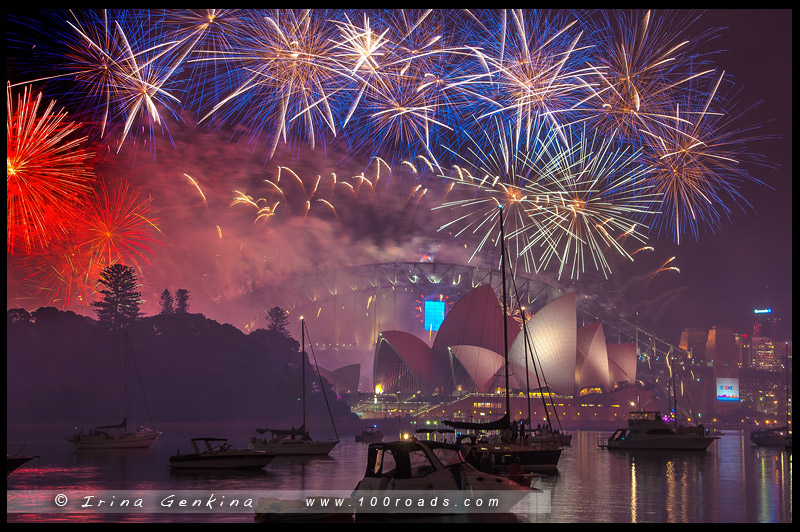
750;428;792;448
465;440;562;473
169;453;275;470
67;430;161;449
7;455;36;475
607;437;716;451
248;439;338;456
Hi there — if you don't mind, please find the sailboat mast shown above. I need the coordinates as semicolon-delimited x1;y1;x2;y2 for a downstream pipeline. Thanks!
301;316;306;431
499;205;510;419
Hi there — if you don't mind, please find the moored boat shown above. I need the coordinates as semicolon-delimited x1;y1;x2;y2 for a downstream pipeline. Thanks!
355;425;384;443
68;332;161;450
249;426;338;456
750;426;792;448
170;438;275;470
353;437;535;492
67;419;161;450
7;445;39;475
603;411;718;451
249;317;339;456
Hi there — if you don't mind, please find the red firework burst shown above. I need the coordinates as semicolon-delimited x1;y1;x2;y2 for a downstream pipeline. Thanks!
81;177;162;270
19;177;161;309
7;83;97;254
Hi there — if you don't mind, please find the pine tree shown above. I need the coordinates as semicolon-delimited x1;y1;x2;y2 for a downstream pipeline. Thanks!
91;264;143;329
159;289;174;315
175;288;190;314
266;306;290;335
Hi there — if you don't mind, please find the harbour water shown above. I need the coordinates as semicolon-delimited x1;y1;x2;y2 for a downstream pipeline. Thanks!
7;424;792;523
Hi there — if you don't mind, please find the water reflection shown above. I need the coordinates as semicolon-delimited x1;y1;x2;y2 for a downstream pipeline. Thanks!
7;429;792;523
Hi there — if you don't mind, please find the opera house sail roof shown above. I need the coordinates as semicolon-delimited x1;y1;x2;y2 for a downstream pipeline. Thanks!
373;285;637;398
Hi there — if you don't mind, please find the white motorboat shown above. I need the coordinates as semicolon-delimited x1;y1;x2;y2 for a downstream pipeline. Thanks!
169;438;275;470
603;411;718;451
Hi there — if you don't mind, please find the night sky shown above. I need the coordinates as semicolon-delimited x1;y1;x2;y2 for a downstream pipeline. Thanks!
6;9;792;342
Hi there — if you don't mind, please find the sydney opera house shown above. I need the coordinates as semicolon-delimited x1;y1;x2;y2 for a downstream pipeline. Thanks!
374;285;637;397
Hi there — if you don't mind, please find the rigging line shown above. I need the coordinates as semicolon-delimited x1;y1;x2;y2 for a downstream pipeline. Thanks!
508;255;564;432
303;320;340;441
125;330;157;431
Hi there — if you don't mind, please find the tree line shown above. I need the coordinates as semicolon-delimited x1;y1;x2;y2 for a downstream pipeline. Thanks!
69;263;290;333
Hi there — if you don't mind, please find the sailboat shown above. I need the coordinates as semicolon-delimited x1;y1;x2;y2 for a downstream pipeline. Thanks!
443;204;562;474
66;331;161;449
517;304;572;448
249;317;339;456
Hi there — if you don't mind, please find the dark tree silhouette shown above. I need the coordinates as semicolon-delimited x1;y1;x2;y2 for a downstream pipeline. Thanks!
175;289;190;314
159;289;175;315
91;264;143;328
266;306;290;335
7;308;31;325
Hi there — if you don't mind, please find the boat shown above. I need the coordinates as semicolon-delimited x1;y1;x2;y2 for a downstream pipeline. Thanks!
249;317;339;456
458;430;563;474
750;426;792;448
442;205;562;474
67;331;161;449
169;438;275;470
249;426;338;456
254;437;535;522
602;410;718;450
7;445;39;475
353;438;536;492
528;425;572;447
355;425;384;443
66;418;161;449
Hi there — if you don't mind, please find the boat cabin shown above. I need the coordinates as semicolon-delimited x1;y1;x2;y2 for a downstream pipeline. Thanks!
361;440;465;487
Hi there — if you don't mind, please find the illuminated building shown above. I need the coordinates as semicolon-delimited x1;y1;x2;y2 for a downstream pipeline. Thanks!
372;286;637;399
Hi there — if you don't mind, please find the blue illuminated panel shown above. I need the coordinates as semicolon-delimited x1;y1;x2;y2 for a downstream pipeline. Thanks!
424;300;446;331
716;378;740;402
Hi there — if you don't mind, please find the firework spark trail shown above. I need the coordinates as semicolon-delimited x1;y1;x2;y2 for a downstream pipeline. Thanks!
640;72;771;244
436;117;659;279
7;83;96;254
12;10;192;153
574;9;719;147
7;9;773;286
196;9;350;158
82;177;162;269
18;177;161;308
183;173;208;206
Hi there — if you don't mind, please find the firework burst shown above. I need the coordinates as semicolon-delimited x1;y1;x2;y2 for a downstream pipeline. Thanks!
639;73;771;243
11;10;189;153
436;117;659;279
81;177;162;268
576;9;719;145
18;176;162;308
7;83;96;254
197;9;348;158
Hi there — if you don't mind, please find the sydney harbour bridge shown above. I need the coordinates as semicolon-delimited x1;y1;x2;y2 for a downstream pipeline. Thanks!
241;260;690;391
